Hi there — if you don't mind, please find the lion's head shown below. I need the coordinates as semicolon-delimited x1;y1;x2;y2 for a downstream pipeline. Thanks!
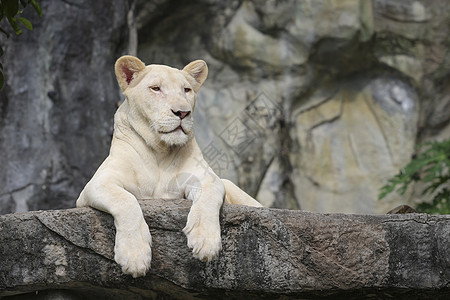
115;56;208;147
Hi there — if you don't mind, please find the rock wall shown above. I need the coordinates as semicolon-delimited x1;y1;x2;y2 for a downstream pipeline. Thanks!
136;0;450;213
1;200;449;299
0;0;133;213
1;0;450;214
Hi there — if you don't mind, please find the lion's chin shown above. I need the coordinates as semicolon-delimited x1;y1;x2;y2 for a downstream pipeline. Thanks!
159;129;190;146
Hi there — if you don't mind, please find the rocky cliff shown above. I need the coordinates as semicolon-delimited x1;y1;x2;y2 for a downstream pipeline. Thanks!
0;0;133;213
1;0;450;214
136;0;450;213
1;199;449;299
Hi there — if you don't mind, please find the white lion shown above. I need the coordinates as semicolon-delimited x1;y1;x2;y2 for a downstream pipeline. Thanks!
76;55;262;278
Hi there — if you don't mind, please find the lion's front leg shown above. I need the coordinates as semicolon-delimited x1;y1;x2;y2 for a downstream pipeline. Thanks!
113;208;152;277
182;181;224;262
77;182;152;278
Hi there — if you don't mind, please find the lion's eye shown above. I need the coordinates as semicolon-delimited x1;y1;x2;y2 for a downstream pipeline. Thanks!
184;88;191;93
150;86;160;92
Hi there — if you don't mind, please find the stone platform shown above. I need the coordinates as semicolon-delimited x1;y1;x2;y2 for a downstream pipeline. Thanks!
0;199;449;299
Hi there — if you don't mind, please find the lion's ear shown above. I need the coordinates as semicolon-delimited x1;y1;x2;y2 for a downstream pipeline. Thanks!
115;55;146;92
182;60;208;92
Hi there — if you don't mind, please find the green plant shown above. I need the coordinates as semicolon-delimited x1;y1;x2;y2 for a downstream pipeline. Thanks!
0;0;42;89
379;139;450;214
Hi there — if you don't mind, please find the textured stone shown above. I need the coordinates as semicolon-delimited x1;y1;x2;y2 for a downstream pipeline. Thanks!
0;200;449;299
0;0;133;213
291;76;419;213
135;0;450;213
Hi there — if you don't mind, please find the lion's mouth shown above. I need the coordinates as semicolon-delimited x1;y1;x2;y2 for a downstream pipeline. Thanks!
160;125;186;135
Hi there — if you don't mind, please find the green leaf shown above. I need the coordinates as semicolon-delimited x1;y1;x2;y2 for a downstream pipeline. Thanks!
417;189;450;214
378;185;394;200
422;176;450;196
30;0;42;18
4;0;19;18
18;17;32;30
7;16;23;35
379;138;450;214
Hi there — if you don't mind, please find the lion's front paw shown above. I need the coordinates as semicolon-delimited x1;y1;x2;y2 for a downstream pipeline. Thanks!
114;221;152;278
183;217;222;262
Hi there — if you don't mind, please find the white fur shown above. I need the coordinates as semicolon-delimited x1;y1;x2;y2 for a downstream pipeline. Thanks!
76;55;262;278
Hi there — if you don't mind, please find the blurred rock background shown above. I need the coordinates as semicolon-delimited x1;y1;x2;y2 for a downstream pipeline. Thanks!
0;0;449;214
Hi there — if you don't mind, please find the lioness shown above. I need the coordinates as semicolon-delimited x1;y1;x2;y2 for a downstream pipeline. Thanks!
76;55;262;278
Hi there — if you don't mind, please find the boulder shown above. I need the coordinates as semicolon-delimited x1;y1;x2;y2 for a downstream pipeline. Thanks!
1;199;449;299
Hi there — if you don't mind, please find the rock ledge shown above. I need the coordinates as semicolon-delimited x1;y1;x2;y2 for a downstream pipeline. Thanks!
0;199;449;299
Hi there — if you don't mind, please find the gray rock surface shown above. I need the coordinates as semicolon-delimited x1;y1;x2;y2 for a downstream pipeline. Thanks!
136;0;450;213
0;0;133;213
0;199;449;299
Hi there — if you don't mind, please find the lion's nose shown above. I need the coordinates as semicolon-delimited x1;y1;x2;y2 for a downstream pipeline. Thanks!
172;109;191;119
